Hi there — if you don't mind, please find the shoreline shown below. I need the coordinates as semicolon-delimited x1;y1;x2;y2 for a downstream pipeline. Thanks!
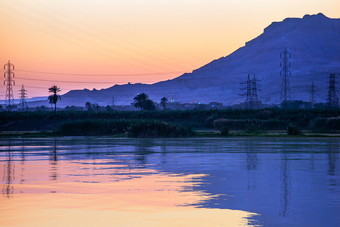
1;130;339;138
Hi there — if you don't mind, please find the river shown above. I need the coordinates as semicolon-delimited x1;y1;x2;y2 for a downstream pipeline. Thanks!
0;137;339;226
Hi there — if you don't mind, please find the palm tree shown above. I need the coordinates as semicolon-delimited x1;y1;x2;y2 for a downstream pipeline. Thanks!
160;97;168;110
133;93;155;111
48;85;61;113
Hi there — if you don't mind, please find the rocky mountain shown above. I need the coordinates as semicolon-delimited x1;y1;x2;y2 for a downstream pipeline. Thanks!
32;13;340;107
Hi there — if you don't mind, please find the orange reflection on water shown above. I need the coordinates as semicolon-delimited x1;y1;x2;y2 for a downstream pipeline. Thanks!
0;159;257;226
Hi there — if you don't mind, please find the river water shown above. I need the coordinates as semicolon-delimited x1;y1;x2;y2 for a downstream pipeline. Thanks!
0;137;339;227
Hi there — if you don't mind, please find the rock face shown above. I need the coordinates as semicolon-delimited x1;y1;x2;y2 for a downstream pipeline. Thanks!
56;13;340;107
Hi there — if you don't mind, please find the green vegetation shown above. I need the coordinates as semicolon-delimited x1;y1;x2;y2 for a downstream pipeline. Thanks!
0;108;339;137
310;117;340;132
219;126;230;136
48;85;61;113
127;121;193;138
57;119;192;137
133;93;155;111
160;97;168;110
58;119;131;136
287;124;302;135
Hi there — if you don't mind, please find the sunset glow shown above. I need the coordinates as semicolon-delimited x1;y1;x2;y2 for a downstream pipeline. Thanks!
0;159;256;227
0;0;339;98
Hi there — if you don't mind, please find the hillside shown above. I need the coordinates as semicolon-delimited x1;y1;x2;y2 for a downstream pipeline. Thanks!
30;13;340;107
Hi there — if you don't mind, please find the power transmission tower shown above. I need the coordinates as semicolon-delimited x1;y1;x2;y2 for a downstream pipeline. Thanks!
240;74;261;109
3;60;15;110
327;74;338;108
111;96;115;106
280;49;291;105
240;74;252;108
251;74;259;105
19;84;28;111
309;82;316;107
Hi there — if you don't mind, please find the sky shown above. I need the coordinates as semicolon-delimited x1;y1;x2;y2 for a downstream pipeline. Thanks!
0;0;339;98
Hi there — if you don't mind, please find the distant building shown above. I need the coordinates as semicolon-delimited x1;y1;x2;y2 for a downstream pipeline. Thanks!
209;102;223;109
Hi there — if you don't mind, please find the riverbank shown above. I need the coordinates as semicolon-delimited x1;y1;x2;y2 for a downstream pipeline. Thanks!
1;129;339;138
1;109;339;137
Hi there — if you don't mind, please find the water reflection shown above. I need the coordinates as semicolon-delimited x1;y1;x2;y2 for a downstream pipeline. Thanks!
134;139;154;165
161;140;168;164
2;139;15;198
49;139;58;181
327;150;337;177
20;141;25;185
327;145;338;190
245;140;258;191
280;153;290;217
0;137;339;227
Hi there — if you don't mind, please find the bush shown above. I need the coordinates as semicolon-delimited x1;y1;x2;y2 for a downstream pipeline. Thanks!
213;118;287;131
310;117;340;132
127;121;193;138
219;126;229;136
262;119;288;130
244;121;260;134
213;118;228;130
1;108;340;133
327;118;340;130
287;124;302;135
59;119;131;136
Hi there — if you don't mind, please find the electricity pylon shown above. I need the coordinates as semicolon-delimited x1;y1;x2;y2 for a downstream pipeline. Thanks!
19;84;28;111
327;74;338;108
4;60;15;110
240;74;260;109
309;82;316;107
240;74;252;108
112;96;115;106
280;49;291;105
251;74;259;104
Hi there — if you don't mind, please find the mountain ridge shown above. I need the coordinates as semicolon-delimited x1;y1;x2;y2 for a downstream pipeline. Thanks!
33;13;340;107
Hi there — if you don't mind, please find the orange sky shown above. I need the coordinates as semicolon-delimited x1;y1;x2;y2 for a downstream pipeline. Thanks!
0;0;339;98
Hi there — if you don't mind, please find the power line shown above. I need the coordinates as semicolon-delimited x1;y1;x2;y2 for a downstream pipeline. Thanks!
0;5;159;73
15;77;157;84
15;69;182;77
14;0;190;68
0;2;189;73
24;85;51;90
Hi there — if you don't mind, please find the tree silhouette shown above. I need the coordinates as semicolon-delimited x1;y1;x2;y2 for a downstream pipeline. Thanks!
85;102;92;111
144;99;156;111
133;93;155;111
48;85;61;113
160;97;168;110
